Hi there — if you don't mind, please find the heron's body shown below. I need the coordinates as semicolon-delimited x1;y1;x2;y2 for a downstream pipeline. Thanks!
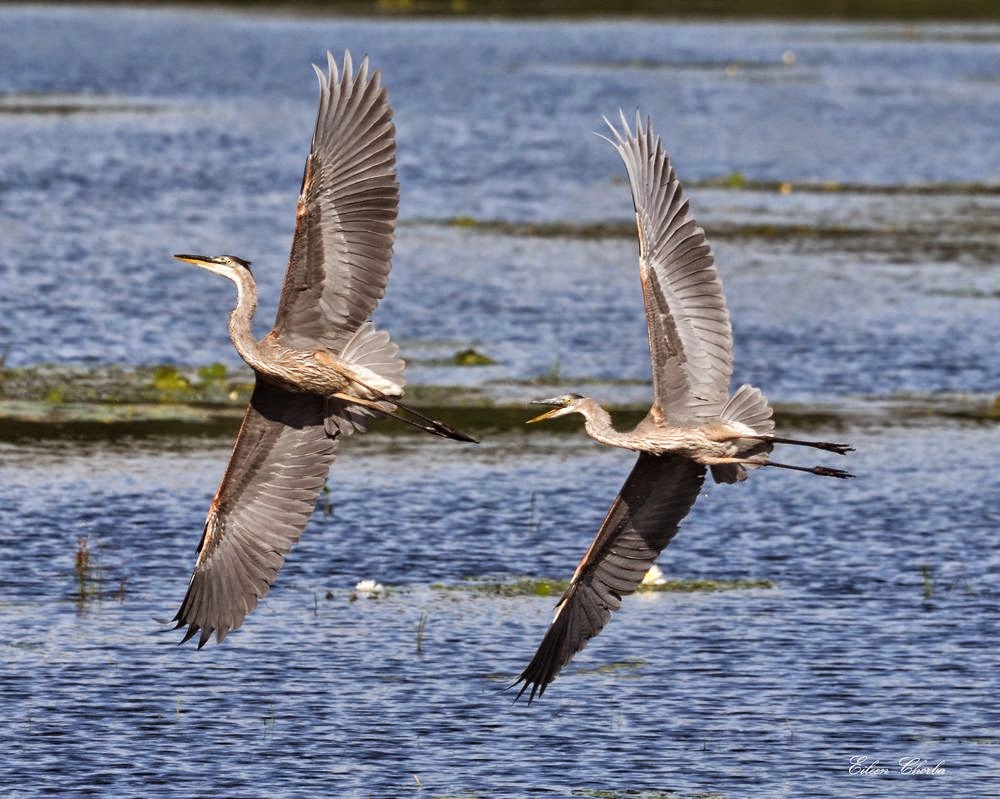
572;398;763;461
170;52;472;648
515;112;853;701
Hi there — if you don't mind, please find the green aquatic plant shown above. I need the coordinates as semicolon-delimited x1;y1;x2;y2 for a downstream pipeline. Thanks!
639;576;773;593
431;575;772;597
196;362;228;383
452;348;497;366
724;170;747;188
151;364;192;399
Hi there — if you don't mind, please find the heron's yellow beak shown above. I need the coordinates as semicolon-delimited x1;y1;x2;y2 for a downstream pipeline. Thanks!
527;397;577;423
173;254;215;268
527;407;565;424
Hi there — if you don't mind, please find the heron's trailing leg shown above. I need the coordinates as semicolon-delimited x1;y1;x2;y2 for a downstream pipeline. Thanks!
757;435;854;455
331;392;477;443
712;455;853;479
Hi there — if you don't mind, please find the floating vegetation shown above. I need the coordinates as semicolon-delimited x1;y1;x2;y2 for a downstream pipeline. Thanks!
282;0;1000;21
431;575;773;597
0;364;996;440
640;577;773;593
0;92;164;116
723;171;747;189
151;364;193;398
196;362;229;383
0;363;253;407
432;576;569;597
451;348;497;366
430;215;1000;245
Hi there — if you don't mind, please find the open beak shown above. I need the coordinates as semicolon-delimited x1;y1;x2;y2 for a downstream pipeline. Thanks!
174;253;216;268
527;398;570;424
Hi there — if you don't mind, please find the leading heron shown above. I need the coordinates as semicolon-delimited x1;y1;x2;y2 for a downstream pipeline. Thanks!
171;52;474;648
514;112;853;701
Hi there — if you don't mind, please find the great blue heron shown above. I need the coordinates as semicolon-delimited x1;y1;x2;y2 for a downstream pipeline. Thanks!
171;52;474;648
513;112;853;701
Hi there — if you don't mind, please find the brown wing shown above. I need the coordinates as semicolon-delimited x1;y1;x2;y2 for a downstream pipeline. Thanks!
271;51;398;354
514;453;706;701
603;111;733;421
173;379;338;647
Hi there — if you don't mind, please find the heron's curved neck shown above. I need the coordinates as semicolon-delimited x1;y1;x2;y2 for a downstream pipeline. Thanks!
578;399;635;450
226;270;264;369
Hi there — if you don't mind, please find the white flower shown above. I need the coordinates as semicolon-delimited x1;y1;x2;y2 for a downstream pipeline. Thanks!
641;564;666;586
353;579;386;598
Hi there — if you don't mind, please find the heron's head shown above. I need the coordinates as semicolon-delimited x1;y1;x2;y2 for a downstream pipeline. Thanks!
527;393;587;423
174;253;253;279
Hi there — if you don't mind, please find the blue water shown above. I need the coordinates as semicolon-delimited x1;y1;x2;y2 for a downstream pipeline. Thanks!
1;428;998;797
1;8;999;401
0;6;998;798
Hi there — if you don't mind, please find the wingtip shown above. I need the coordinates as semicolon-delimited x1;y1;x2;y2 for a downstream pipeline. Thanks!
618;107;632;138
312;61;326;90
598;110;633;148
356;51;370;85
508;675;544;704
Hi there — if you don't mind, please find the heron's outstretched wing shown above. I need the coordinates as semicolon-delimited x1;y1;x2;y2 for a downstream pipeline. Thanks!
514;453;706;701
272;51;398;354
603;111;733;420
173;380;338;647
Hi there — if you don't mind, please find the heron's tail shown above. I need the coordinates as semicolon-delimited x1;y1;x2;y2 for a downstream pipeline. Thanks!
328;322;477;443
711;384;774;484
326;322;406;436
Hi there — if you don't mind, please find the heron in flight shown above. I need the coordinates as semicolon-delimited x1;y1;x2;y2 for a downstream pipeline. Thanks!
171;52;474;648
514;112;853;701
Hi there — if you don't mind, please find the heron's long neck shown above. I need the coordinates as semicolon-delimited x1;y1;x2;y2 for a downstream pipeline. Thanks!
227;270;264;369
579;400;636;450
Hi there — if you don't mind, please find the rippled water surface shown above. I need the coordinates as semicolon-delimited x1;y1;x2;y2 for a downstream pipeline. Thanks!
1;8;999;400
1;428;999;797
1;6;998;799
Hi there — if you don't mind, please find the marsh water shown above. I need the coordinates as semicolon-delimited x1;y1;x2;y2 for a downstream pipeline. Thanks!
1;6;998;798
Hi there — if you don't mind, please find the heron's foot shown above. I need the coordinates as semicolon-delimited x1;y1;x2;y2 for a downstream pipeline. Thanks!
423;416;478;443
815;442;854;456
763;435;855;456
333;391;478;443
810;465;853;479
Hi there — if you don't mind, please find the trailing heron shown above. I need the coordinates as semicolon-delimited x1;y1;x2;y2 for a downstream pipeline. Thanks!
514;112;853;701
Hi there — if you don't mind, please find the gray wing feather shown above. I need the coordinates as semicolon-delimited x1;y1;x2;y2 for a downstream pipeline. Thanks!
272;51;398;354
514;453;706;700
173;379;338;647
603;111;733;420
